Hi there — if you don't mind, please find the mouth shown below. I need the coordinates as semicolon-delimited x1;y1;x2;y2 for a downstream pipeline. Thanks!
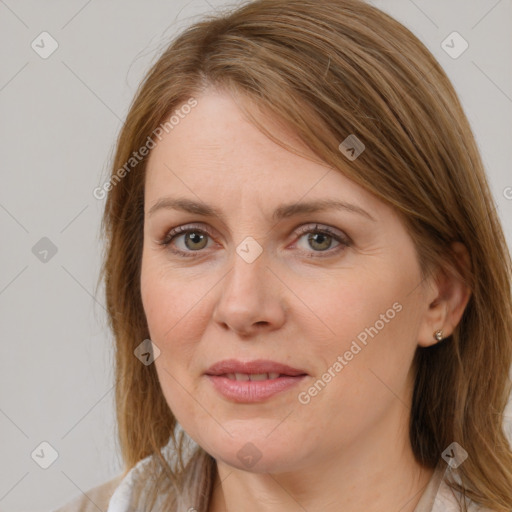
204;359;308;403
222;372;287;381
205;358;307;377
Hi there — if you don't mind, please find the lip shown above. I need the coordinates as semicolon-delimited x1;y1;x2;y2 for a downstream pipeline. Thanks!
205;358;307;377
204;359;308;403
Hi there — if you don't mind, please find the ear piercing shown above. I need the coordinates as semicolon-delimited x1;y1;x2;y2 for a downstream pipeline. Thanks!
433;329;444;341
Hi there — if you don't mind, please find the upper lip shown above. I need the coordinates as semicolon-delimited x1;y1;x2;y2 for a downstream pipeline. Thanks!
205;359;308;376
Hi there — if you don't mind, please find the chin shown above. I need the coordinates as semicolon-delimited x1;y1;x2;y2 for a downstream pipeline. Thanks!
200;432;309;474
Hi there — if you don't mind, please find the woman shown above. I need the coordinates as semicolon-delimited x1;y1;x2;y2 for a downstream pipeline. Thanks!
55;0;512;511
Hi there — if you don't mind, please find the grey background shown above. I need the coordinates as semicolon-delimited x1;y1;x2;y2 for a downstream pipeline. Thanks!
0;0;511;510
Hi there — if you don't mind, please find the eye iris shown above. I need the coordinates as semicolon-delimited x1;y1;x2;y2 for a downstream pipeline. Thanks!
185;231;208;250
308;232;332;251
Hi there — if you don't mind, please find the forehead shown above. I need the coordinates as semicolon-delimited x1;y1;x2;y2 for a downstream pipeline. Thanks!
144;90;374;207
146;90;317;180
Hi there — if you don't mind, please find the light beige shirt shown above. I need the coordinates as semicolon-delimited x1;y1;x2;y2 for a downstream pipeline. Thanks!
53;463;485;512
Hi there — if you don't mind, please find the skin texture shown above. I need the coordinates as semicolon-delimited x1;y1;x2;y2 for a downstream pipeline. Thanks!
140;87;471;512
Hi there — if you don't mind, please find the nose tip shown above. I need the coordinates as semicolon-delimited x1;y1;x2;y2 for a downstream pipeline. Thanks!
212;263;286;337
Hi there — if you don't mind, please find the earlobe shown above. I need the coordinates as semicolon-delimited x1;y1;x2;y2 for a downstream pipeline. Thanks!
417;298;449;348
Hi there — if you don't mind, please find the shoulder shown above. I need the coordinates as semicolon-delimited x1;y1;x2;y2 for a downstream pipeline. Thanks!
53;474;124;512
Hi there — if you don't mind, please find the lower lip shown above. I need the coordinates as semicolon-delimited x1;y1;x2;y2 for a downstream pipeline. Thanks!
205;374;307;403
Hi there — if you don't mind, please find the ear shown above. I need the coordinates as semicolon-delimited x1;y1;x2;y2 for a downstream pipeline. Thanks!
417;242;472;348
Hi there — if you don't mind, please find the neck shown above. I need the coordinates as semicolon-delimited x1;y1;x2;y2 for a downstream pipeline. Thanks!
207;403;434;512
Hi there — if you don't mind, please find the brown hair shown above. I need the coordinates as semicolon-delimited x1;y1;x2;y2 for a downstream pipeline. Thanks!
98;0;512;510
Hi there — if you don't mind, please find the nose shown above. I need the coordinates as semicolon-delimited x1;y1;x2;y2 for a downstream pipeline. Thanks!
211;244;287;337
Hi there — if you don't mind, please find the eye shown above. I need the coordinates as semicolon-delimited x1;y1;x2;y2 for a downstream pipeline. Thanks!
158;224;214;257
293;224;351;257
157;223;351;258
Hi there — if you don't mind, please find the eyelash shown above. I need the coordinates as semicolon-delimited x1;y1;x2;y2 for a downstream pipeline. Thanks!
157;223;351;259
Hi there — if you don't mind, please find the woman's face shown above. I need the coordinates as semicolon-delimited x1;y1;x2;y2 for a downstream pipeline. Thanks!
140;88;436;473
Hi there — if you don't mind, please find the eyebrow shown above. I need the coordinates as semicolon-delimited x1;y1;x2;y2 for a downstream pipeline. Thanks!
147;197;376;222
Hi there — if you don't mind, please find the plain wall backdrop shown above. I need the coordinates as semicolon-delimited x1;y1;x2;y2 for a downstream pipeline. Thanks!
0;0;511;510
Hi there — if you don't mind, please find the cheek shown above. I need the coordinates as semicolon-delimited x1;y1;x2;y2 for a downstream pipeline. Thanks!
306;262;422;400
140;254;208;343
141;265;204;428
307;268;407;351
140;256;218;408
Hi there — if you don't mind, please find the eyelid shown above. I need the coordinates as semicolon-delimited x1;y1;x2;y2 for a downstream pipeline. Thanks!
293;223;350;243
